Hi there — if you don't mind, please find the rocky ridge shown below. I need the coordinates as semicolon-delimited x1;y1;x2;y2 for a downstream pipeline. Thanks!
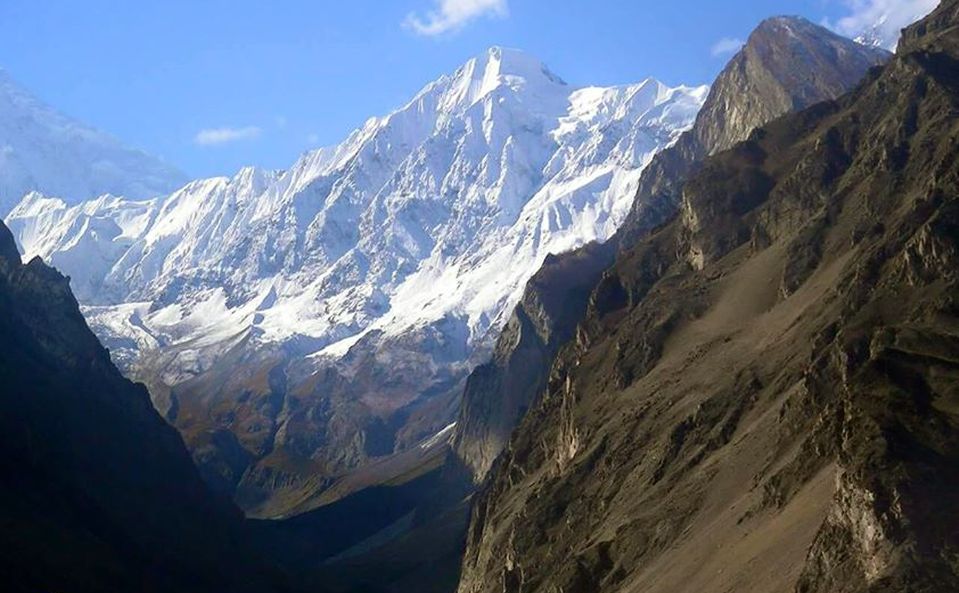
452;17;890;482
458;2;959;591
6;48;708;514
0;69;186;214
0;220;286;592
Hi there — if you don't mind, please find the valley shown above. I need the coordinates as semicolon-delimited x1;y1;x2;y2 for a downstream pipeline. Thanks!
0;2;955;593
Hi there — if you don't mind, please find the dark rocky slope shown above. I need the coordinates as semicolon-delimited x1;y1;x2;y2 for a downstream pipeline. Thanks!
246;446;473;593
138;326;466;519
621;16;890;242
458;2;959;591
452;16;889;483
452;243;616;480
0;223;289;593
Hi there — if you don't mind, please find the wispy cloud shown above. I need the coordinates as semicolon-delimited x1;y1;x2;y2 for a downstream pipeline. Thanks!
827;0;939;49
404;0;508;37
711;37;745;58
193;126;262;146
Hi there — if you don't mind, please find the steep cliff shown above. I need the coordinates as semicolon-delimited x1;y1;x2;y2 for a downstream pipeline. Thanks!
0;222;286;592
459;2;959;591
452;17;890;483
451;243;615;480
8;50;708;514
621;15;890;242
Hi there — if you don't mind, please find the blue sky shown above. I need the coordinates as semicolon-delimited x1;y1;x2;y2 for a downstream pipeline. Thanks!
0;1;926;178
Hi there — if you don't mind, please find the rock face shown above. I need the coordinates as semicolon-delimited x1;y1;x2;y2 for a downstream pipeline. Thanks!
451;16;889;483
695;17;890;155
0;69;186;214
457;2;959;591
452;242;615;480
621;16;890;243
6;48;708;514
0;221;285;592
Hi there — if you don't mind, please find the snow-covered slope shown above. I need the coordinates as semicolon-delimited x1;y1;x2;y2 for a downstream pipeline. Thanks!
11;48;705;369
7;47;707;504
839;0;940;50
0;68;186;215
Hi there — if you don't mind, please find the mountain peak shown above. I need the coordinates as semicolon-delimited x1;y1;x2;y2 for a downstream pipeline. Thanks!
431;46;568;112
752;15;853;48
471;46;566;85
690;14;890;155
749;14;891;61
754;14;816;33
8;36;709;511
232;165;277;186
0;67;188;214
616;11;890;246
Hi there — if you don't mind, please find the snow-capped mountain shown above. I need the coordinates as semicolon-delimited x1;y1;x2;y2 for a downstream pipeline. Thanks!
7;47;707;509
841;0;940;50
0;69;187;215
10;47;705;369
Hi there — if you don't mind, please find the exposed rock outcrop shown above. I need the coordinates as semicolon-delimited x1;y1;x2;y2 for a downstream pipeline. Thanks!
458;2;959;591
452;16;889;484
0;221;287;593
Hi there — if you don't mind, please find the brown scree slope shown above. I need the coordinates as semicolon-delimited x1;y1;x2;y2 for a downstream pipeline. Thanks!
458;3;959;592
452;16;890;484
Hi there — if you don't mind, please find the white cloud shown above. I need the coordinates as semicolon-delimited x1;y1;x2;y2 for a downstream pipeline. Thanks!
404;0;508;37
711;37;745;58
193;126;262;146
828;0;939;50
